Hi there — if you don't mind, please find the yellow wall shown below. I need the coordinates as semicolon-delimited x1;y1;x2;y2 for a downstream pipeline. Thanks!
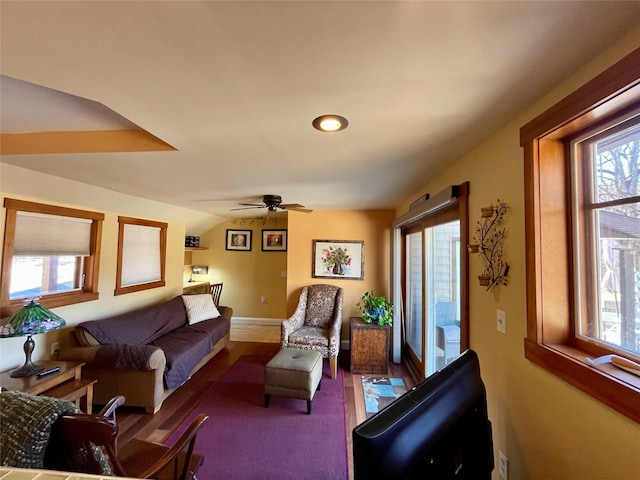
395;32;640;480
0;164;188;371
191;209;395;333
287;209;395;339
192;217;288;318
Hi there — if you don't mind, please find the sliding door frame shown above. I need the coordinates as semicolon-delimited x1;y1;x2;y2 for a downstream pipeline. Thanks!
390;182;470;378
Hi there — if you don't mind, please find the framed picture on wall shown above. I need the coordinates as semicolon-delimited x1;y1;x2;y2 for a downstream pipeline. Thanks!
226;229;252;251
262;229;287;251
312;239;364;280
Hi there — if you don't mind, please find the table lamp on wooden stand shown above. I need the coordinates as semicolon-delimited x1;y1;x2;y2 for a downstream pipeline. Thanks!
0;299;66;377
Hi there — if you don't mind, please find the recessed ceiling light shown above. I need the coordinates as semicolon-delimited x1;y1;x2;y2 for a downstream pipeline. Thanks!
312;114;349;132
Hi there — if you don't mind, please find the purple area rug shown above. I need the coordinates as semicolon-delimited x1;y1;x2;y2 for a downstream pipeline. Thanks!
166;355;348;479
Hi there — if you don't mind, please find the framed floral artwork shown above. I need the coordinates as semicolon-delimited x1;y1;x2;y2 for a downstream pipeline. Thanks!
226;229;252;251
262;229;287;251
312;240;364;280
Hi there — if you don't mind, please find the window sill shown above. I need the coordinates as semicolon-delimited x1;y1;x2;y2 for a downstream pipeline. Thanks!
524;339;640;423
2;291;99;317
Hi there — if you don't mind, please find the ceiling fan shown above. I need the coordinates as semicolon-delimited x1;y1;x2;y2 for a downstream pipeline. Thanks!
231;194;313;213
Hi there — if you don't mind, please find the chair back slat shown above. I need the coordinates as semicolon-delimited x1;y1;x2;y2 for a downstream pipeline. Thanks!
210;282;223;305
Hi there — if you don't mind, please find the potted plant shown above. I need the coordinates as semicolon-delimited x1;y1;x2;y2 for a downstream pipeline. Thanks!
356;291;393;326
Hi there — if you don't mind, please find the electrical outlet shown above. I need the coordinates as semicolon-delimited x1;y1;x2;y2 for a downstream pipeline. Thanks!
260;296;266;304
499;450;508;479
51;341;60;356
497;309;506;335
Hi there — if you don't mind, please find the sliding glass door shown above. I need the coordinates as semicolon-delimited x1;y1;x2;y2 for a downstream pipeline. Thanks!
398;184;469;379
404;230;424;372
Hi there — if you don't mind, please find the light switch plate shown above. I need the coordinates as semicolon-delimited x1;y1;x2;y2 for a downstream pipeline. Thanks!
497;310;506;334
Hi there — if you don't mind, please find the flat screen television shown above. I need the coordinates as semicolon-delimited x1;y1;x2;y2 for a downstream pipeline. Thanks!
352;349;493;479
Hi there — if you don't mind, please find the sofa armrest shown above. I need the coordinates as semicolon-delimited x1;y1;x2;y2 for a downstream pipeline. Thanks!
59;346;166;371
58;346;101;363
217;306;233;322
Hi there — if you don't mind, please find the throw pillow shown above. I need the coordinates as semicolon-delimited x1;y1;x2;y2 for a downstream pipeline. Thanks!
182;294;221;324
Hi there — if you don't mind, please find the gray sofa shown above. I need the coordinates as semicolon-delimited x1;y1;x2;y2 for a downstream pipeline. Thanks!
59;295;231;414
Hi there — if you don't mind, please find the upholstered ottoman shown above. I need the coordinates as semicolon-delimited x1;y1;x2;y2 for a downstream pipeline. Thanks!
264;348;322;414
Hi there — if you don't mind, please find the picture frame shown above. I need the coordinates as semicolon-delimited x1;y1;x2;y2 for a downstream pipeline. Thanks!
312;240;364;280
226;229;252;251
262;229;287;251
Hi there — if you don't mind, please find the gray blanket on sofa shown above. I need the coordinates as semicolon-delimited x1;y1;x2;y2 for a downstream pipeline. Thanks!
94;344;161;371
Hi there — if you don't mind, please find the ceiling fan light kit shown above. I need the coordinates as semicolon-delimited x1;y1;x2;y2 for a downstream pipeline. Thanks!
312;114;348;132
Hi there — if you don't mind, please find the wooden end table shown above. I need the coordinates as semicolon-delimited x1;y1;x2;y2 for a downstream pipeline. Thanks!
0;360;96;413
350;316;390;374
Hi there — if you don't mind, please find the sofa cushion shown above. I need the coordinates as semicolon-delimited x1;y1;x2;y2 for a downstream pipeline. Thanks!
181;294;220;324
150;328;212;389
77;296;187;345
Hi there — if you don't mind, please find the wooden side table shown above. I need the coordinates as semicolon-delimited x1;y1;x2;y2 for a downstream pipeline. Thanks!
350;316;390;375
0;360;96;413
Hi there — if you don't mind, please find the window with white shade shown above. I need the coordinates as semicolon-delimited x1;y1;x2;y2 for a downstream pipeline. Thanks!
115;216;167;295
1;199;104;316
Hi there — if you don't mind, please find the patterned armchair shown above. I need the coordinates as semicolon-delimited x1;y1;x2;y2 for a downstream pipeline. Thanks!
281;284;344;379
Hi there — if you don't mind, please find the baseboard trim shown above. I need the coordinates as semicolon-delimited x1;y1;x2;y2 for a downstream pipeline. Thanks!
231;317;283;326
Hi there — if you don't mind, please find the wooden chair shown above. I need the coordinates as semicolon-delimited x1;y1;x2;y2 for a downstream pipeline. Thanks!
50;397;209;480
210;282;223;306
117;414;209;480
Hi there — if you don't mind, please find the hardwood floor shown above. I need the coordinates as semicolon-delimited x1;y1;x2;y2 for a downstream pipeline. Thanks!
115;340;414;479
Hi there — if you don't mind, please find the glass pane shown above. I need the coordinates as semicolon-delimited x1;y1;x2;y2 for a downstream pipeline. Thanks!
594;211;640;354
593;122;640;204
427;221;461;374
590;121;640;355
405;232;423;362
10;256;80;300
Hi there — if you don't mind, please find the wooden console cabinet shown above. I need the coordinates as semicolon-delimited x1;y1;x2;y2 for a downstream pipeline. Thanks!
350;316;390;375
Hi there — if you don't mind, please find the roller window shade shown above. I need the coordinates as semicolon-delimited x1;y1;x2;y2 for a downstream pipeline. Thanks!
121;223;161;287
14;212;92;256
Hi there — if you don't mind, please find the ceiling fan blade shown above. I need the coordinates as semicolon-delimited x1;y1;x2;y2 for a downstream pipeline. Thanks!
281;204;313;213
237;203;265;207
230;206;265;211
279;203;304;209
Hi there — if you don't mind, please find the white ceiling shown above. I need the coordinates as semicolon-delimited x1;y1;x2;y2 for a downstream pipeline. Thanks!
2;1;640;221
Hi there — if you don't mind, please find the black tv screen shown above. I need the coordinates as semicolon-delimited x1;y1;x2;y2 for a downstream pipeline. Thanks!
352;349;493;479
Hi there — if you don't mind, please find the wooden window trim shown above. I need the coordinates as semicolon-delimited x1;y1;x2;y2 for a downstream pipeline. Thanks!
1;198;104;316
114;216;167;296
521;47;640;424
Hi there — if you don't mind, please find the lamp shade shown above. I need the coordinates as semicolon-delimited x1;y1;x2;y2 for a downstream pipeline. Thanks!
0;299;66;377
0;299;66;338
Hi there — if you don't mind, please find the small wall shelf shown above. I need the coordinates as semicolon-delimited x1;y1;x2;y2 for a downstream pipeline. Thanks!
184;247;208;265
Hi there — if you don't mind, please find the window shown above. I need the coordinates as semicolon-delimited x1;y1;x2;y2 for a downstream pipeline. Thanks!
115;216;167;296
574;117;640;359
1;199;104;316
521;46;640;424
